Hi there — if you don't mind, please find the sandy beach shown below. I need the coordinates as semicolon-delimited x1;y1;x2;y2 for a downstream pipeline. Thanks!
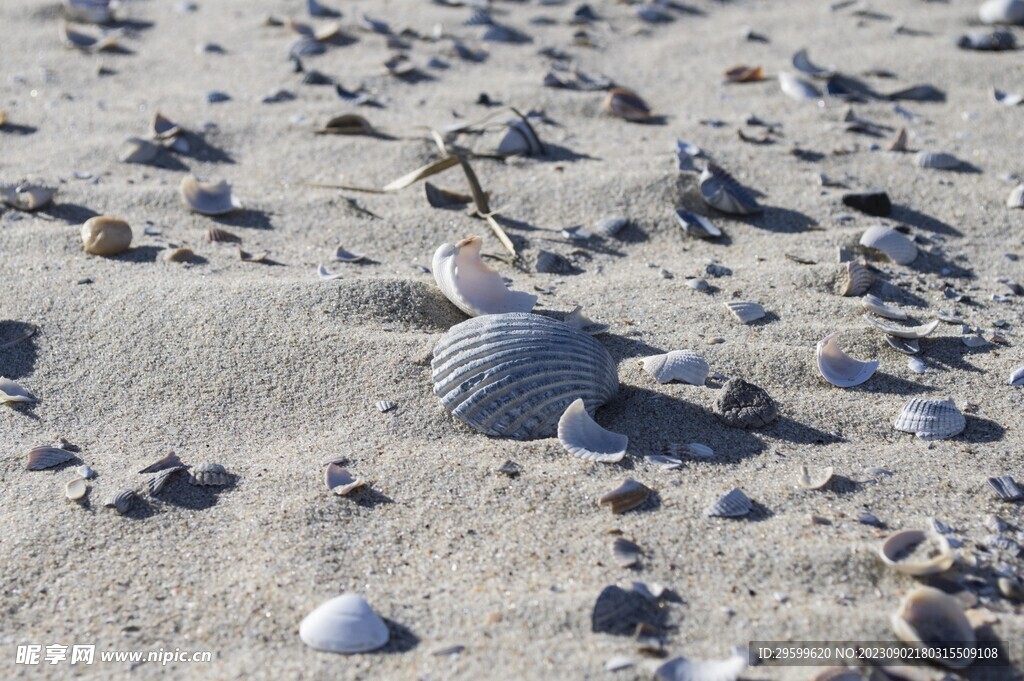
1;0;1022;679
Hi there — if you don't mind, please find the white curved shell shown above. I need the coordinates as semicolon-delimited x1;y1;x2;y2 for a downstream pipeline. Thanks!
557;398;627;463
639;351;709;385
1009;365;1024;386
432;236;537;317
837;261;872;296
300;593;390;654
0;376;34;403
890;586;975;669
859;225;917;265
980;0;1024;23
698;164;761;215
861;294;907;320
817;333;878;388
894;399;966;440
675;210;721;239
779;71;821;101
495;118;543;157
797;465;834;490
878;530;954;576
705;488;751;518
324;463;366;495
179;175;242;215
724;301;765;324
1007;184;1024;208
915;151;961;170
655;648;748;681
64;0;115;24
863;314;939;339
431;313;619;440
0;183;57;211
65;477;88;501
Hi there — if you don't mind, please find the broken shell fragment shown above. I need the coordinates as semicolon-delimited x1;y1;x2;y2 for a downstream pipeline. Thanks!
0;183;57;211
0;376;34;403
724;301;765;324
563;306;609;335
639;351;709;385
432;236;537;317
138;451;183;474
495;118;544;157
887;128;909;153
836;261;873;296
60;21;119;52
886;335;921;355
724;65;764;83
299;593;390;654
797;465;835;490
557;398;627;463
26;446;76;470
425;182;472;209
862;294;907;320
592;584;661;635
179;175;242;215
602;88;652;122
863;315;939;339
792;48;833;78
817;333;878;388
878;530;954;576
324;463;367;496
317;114;375;136
987;475;1022;501
705;488;752;518
151;112;181;140
894;399;966;440
206;226;241;243
594;216;629;238
104;489;136;514
675;210;722;239
715;379;778;428
890;586;975;668
699;164;761;215
146;466;184;496
1007;185;1024;208
598;479;652;514
859;225;917;265
334;246;365;263
1009;365;1024;386
81;216;132;256
65;477;88;501
119;136;160;164
916;151;962;170
188;463;231;486
655;648;748;681
661;442;714;459
779;71;821;101
239;248;269;263
611;537;641;568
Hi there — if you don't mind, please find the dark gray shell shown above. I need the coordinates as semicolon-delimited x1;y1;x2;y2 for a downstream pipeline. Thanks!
431;313;619;440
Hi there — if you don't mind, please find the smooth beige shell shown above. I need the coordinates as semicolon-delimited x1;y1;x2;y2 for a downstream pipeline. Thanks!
878;530;954;576
65;477;88;501
81;216;132;256
890;586;975;668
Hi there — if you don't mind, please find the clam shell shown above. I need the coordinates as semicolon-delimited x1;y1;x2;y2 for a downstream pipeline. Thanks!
791;48;833;78
916;151;962;170
836;261;873;297
699;164;761;215
655;648;748;681
188;463;231;486
705;488;752;517
675;210;722;239
104;489;136;514
432;236;537;317
557;398;627;463
797;465;834;490
864;315;939;339
890;586;975;668
594;216;628;238
859;225;917;265
81;216;132;256
639;351;709;385
431;313;618;440
779;71;821;101
206;226;241;243
611;537;641;568
1009;365;1024;386
979;0;1024;24
119;136;159;164
602;88;652;122
65;477;88;501
0;183;57;211
862;294;907;320
598;479;652;514
146;466;184;496
179;175;242;215
878;530;954;576
987;475;1022;501
138;451;183;474
724;301;765;324
715;379;777;428
324;463;366;496
26;446;75;470
299;593;390;654
1007;185;1024;209
816;333;878;388
151;112;181;140
993;88;1024;107
0;376;34;403
495;118;544;157
894;399;966;440
886;335;921;354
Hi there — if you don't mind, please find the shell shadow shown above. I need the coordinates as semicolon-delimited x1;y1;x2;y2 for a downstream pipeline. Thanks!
0;123;38;135
180;132;236;165
960;415;1006;444
0;320;39;379
849;371;937;396
889;204;962;237
910;249;975;279
536;142;598;162
600;334;667;363
122;495;159;520
920;337;987;373
743;206;819;233
763;416;844;446
41;202;101;224
211;209;274;230
352;488;395;508
379;620;419;654
110;246;164;263
591;584;667;635
155;478;232;511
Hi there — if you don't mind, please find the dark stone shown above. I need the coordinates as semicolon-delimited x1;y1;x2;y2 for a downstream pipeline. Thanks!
715;379;778;429
842;191;891;217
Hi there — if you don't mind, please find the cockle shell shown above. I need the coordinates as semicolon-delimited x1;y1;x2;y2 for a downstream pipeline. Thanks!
179;175;242;215
894;399;966;440
557;398;627;463
432;236;537;317
862;294;907;320
324;463;366;495
817;333;878;388
705;488;752;517
598;479;652;514
655;647;748;681
26;446;76;470
0;376;34;403
206;226;241;243
65;477;88;501
836;261;873;297
916;152;962;170
1009;365;1024;386
859;225;917;265
878;530;954;576
0;183;57;211
864;315;939;339
431;313;618;439
890;586;975;668
779;71;821;101
299;593;390;654
104;489;136;514
675;210;722;239
602;88;652;122
81;216;132;256
611;537;641;568
980;0;1024;24
188;463;231;486
797;465;834;490
639;351;709;385
1007;185;1024;208
724;301;765;324
146;466;184;496
699;164;761;215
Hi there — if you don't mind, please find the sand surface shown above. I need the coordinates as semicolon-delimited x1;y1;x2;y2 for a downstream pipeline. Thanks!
1;0;1022;679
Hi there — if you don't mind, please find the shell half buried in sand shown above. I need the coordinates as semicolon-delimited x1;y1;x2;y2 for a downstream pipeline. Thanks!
103;489;136;514
639;350;709;385
598;479;651;514
859;225;917;265
0;376;34;403
674;210;722;239
655;647;748;681
705;487;752;517
557;398;627;463
836;261;872;297
179;175;243;215
890;586;975;668
878;529;954;576
324;463;366;496
602;87;652;122
65;477;88;501
698;163;761;215
81;216;132;256
724;301;765;324
0;182;57;211
863;314;939;340
778;71;821;101
816;333;878;388
26;446;76;470
894;398;966;440
861;294;907;320
431;236;537;317
299;593;390;654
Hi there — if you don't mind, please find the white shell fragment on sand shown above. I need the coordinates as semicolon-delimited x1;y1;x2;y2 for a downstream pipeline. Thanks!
705;488;752;518
188;463;231;486
299;593;390;654
1009;365;1024;386
980;0;1024;25
797;465;834;490
779;71;821;101
26;446;75;470
431;313;618;440
146;466;185;496
334;246;366;263
859;225;917;265
179;175;243;215
495;118;544;157
0;183;57;211
894;399;966;440
0;376;34;403
557;398;627;463
432;236;537;317
324;463;366;496
837;261;872;297
987;475;1022;501
862;294;907;320
662;442;714;459
119;136;159;164
611;537;641;568
594;216;629;238
81;216;132;256
863;315;939;339
138;451;183;474
639;351;709;385
878;530;954;576
890;586;975;669
655;647;749;681
104;489;136;514
916;151;962;170
65;477;88;501
563;306;610;336
699;164;761;215
816;333;878;388
724;301;765;324
675;210;722;239
1007;184;1024;208
317;264;345;281
598;479;652;514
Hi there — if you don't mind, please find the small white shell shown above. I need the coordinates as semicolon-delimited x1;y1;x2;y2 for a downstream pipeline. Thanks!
1009;365;1024;386
859;225;917;265
655;647;748;681
908;357;926;374
894;399;966;440
317;264;344;281
705;488;751;518
188;463;231;486
119;136;159;164
299;593;390;654
878;530;954;576
375;400;396;413
594;216;628;238
779;71;821;101
661;443;714;459
65;477;88;501
0;183;57;211
675;210;721;239
797;465;834;490
334;246;366;263
863;314;939;339
81;216;132;256
861;294;907;320
724;301;765;324
993;89;1024;107
0;376;34;403
1007;184;1024;208
890;586;975;669
179;175;243;215
836;261;872;297
980;0;1024;24
26;446;75;470
915;151;962;170
557;398;627;463
104;489;136;514
816;333;878;388
639;351;709;385
611;537;641;567
324;463;366;495
431;236;537;317
495;118;544;157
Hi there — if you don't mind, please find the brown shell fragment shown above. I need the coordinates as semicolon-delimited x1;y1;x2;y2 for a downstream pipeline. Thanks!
602;88;652;122
714;379;778;428
724;65;764;83
317;113;376;136
598;479;652;514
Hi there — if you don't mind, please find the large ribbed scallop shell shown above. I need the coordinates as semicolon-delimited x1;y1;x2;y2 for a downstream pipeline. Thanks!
836;261;872;296
432;236;537;317
431;313;618;440
639;351;709;385
894;399;966;440
859;225;917;264
698;164;761;215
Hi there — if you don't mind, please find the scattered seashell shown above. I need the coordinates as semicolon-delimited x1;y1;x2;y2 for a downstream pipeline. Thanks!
317;113;375;136
318;264;344;280
592;584;662;635
375;400;396;413
724;65;764;83
907;357;926;374
594;216;629;238
611;537;641;568
324;463;366;496
299;593;390;654
661;443;714;459
859;225;917;265
138;451;183;474
151;112;181;140
179;175;242;215
863;315;939;339
862;294;907;320
63;0;115;24
425;182;472;209
65;477;88;501
598;479;652;514
676;139;704;172
239;248;269;263
26;446;76;470
887;127;910;152
779;71;821;101
886;335;921;355
495;118;544;157
535;250;570;274
916;151;962;171
705;488;752;517
602;88;652;122
119;136;159;164
724;301;765;324
890;586;975;669
699;164;761;215
836;261;873;297
993;88;1024;107
979;0;1024;25
605;656;635;672
563;306;610;335
647;455;683;470
957;30;1016;50
878;530;954;576
557;398;627;463
842;191;891;217
104;489;136;515
792;48;833;78
674;210;722;239
60;21;119;52
432;313;618;440
961;332;989;348
639;351;709;385
685;278;709;292
987;475;1022;501
894;399;966;440
655;648;748;681
797;465;835;490
188;463;231;486
1006;184;1024;209
1009;365;1024;386
76;464;96;479
0;376;34;403
164;247;195;263
496;460;521;477
206;226;241;243
432;236;537;317
333;246;365;263
859;511;885;528
0;182;57;211
146;466;184;496
715;379;778;428
816;333;878;388
80;216;132;256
